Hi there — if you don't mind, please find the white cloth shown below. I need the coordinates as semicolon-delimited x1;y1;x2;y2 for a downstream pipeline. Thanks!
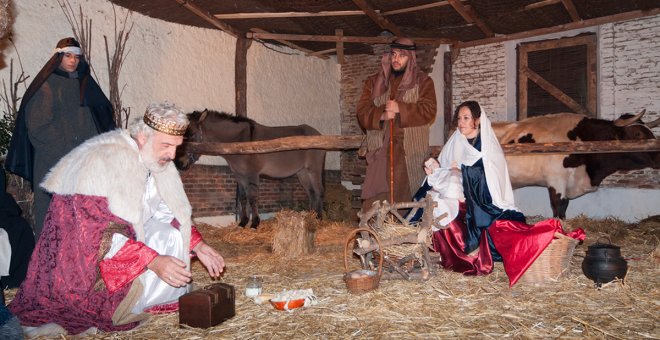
438;109;518;211
426;169;464;229
427;107;518;228
105;171;189;314
132;173;188;313
0;228;11;276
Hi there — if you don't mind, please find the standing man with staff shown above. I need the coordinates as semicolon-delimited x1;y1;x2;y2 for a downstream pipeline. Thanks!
356;37;437;213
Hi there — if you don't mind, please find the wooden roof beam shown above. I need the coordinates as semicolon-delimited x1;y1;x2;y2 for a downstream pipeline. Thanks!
448;0;494;37
214;1;462;20
173;0;239;38
457;8;660;48
249;28;328;60
306;48;336;58
561;0;582;22
352;0;404;37
384;1;458;16
216;10;366;20
246;32;453;45
525;0;561;11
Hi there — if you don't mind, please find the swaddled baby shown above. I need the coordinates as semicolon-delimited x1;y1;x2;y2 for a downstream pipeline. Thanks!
424;159;464;230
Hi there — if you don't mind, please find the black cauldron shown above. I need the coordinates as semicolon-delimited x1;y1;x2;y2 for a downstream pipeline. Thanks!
581;237;628;287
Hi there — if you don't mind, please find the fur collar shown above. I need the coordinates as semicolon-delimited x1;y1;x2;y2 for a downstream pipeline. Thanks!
41;130;193;267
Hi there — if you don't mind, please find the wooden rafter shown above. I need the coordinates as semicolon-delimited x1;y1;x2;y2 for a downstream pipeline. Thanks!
525;0;561;11
173;0;239;38
216;10;366;19
384;1;457;16
560;0;581;22
213;1;461;20
306;48;336;58
447;0;494;37
458;8;660;48
352;0;404;37
249;28;328;60
246;32;452;45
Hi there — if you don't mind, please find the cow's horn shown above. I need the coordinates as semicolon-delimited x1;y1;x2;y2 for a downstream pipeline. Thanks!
614;109;646;127
646;116;660;129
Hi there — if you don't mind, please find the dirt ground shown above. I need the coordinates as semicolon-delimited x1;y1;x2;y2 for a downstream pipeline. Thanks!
4;213;659;339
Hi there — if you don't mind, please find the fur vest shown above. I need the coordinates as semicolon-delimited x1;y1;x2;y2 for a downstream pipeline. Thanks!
41;129;193;268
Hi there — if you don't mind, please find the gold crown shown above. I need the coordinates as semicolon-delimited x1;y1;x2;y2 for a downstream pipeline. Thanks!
143;111;188;136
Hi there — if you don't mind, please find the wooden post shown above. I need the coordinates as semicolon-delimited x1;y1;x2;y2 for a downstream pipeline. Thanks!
443;51;453;141
235;37;252;117
335;29;345;64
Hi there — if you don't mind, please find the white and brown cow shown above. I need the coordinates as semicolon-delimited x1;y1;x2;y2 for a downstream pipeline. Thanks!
492;111;660;218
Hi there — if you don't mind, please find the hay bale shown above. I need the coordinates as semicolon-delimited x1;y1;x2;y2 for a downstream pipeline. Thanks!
272;210;318;257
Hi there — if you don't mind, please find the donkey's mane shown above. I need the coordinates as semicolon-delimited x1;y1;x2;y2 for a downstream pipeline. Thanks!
206;110;256;125
190;109;256;139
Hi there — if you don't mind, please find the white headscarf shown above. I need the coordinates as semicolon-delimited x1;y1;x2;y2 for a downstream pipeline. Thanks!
438;105;518;211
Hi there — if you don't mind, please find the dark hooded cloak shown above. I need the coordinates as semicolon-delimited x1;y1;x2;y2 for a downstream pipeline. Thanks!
4;37;115;183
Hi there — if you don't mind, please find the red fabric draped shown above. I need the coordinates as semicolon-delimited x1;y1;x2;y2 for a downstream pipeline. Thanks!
8;194;140;334
100;239;158;294
431;203;494;275
432;202;585;286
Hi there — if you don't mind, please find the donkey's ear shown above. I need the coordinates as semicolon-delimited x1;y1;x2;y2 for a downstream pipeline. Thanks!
200;109;209;122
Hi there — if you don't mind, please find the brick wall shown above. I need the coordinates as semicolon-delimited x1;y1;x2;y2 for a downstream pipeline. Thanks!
451;43;508;121
598;15;660;189
181;165;341;217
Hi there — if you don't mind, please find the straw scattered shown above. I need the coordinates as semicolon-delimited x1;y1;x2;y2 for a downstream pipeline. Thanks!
3;214;658;339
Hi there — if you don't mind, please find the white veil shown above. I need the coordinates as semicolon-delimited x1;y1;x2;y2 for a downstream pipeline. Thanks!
436;105;518;211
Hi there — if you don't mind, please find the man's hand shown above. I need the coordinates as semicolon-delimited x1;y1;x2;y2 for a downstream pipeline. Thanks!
385;100;400;114
193;241;225;279
147;255;192;287
381;100;399;120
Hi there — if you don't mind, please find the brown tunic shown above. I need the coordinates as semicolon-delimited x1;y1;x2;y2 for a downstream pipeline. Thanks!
357;74;437;211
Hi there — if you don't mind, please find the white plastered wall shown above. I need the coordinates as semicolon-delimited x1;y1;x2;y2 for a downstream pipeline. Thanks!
1;0;341;169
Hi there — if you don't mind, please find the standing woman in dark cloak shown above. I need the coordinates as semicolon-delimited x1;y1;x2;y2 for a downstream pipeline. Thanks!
4;37;115;238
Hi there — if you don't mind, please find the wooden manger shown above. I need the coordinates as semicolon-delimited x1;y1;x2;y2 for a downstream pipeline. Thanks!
351;195;447;281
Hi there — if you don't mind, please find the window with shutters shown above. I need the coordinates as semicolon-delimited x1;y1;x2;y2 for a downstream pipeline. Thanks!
517;34;597;119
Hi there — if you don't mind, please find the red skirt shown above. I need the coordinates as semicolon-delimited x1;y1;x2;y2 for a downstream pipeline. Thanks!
431;202;584;286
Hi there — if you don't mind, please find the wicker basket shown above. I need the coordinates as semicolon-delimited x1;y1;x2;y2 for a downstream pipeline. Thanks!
343;228;383;294
517;232;579;284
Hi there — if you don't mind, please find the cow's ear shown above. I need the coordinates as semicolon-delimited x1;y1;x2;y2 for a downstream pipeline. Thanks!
200;109;209;122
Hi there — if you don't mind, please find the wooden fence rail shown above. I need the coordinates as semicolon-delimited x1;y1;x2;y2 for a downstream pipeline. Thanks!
182;136;660;156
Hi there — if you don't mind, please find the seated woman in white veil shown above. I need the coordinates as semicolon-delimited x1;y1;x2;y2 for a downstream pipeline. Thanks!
414;101;583;286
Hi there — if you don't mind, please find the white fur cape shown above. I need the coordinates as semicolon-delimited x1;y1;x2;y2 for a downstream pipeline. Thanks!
41;129;193;269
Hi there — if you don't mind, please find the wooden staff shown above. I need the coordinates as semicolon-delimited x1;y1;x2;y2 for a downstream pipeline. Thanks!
389;120;394;203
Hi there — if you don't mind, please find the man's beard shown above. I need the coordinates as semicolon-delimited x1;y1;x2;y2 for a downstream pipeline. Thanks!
141;138;170;173
392;67;406;77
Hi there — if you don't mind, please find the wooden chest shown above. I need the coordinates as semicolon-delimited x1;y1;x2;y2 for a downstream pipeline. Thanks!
179;283;235;328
